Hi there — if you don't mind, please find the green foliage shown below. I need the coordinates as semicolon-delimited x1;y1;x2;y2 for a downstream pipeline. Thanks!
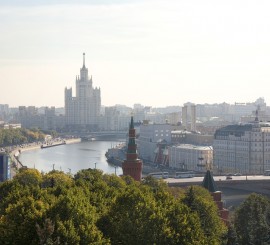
182;186;228;245
0;196;47;244
14;168;42;186
0;168;231;244
49;187;108;244
99;183;208;245
36;218;60;245
0;128;45;146
234;193;270;245
42;170;73;189
226;223;239;245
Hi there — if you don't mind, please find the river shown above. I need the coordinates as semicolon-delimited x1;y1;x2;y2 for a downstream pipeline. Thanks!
19;141;124;175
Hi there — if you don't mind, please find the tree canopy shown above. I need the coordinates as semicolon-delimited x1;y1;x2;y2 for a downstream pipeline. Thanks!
0;168;229;244
234;193;270;245
0;128;46;147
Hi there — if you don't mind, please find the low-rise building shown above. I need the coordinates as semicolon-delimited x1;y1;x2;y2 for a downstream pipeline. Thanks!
169;144;213;171
137;122;171;162
213;118;270;174
171;130;213;145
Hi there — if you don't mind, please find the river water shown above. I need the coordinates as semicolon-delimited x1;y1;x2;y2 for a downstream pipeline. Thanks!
19;141;123;175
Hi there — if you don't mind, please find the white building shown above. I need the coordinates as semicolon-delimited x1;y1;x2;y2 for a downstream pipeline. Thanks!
169;144;213;171
137;123;171;162
181;103;197;131
65;53;101;130
213;119;270;174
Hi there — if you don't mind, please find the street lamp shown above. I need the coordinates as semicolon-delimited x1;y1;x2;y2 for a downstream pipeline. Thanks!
94;162;97;169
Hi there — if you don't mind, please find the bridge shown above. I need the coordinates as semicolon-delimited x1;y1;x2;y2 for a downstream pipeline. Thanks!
79;131;127;141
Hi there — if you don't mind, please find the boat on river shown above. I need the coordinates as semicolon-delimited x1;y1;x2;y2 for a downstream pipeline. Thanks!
105;143;126;166
41;141;66;149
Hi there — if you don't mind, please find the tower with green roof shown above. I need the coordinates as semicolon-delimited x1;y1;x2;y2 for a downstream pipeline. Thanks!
122;116;143;181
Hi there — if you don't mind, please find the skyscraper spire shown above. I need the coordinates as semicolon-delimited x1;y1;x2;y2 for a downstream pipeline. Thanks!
83;52;86;68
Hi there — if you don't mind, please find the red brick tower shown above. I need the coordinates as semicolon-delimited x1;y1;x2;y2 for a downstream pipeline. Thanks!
202;170;229;225
122;116;143;181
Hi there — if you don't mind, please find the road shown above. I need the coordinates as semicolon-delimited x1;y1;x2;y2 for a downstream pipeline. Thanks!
165;175;270;184
165;175;270;208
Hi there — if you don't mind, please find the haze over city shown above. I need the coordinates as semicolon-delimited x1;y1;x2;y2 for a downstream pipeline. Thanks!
1;0;270;107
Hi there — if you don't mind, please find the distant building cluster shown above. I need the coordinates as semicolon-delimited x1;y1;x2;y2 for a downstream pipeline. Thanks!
2;54;270;176
136;105;270;175
137;122;213;171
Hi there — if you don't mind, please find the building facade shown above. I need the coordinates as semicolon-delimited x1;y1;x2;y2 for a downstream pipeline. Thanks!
213;119;270;174
169;144;213;171
17;106;58;130
137;123;171;162
65;53;101;131
0;153;10;182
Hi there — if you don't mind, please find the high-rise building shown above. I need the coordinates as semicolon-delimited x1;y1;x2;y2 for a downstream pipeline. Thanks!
191;104;196;131
182;105;188;129
122;116;143;181
182;103;196;131
65;53;101;130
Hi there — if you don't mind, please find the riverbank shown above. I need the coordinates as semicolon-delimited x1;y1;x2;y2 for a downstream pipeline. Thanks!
19;138;81;153
5;138;82;173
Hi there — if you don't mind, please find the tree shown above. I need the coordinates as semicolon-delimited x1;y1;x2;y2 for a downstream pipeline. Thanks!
226;223;239;245
42;170;73;189
182;186;227;245
100;186;163;244
234;193;270;245
36;218;60;245
14;168;42;187
48;187;108;244
100;185;207;245
0;196;47;244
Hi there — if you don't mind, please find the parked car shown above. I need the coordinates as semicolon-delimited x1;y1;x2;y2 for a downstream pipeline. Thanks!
226;176;233;180
234;173;242;176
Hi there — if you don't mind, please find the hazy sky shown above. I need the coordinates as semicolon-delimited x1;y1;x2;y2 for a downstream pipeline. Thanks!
1;0;270;108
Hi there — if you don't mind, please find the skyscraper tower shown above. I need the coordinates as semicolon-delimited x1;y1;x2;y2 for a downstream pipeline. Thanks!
190;104;196;131
122;116;143;181
65;53;101;130
182;105;188;129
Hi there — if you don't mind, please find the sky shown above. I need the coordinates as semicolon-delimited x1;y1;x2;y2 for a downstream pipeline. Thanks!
1;0;270;108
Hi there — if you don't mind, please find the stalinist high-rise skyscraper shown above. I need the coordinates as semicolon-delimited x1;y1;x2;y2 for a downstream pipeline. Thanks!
65;53;101;131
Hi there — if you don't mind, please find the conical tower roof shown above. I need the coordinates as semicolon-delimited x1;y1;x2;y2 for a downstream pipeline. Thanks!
130;116;134;129
202;170;217;193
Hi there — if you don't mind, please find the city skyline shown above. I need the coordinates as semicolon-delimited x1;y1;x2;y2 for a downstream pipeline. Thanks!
1;0;270;107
